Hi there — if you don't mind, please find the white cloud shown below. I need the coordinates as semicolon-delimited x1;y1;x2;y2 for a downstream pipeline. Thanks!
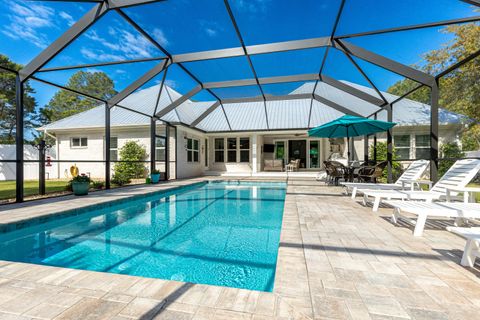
232;0;271;13
164;79;177;89
82;27;165;61
152;28;169;47
2;2;55;48
205;28;217;37
59;11;75;26
80;48;124;62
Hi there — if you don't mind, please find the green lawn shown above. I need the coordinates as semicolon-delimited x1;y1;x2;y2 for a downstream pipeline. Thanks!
0;180;70;200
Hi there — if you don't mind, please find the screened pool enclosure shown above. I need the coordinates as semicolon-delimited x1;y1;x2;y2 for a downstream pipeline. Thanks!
0;0;479;203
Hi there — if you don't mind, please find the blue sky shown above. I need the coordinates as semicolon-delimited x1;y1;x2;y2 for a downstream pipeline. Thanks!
0;0;478;109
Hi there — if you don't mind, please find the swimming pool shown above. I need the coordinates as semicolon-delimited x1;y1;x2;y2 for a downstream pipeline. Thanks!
0;181;286;292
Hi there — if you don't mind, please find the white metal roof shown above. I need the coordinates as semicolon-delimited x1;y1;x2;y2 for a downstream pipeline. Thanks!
40;80;467;133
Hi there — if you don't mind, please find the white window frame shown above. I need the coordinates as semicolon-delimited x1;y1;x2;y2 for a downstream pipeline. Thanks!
214;138;225;163
70;137;88;149
239;137;250;163
109;136;118;161
414;134;430;159
394;134;411;160
187;138;199;163
155;137;166;162
226;137;237;163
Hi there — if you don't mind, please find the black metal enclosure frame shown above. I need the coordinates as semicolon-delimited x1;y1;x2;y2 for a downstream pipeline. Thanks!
2;0;480;202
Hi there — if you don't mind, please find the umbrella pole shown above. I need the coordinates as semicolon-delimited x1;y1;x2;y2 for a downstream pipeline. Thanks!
347;137;351;163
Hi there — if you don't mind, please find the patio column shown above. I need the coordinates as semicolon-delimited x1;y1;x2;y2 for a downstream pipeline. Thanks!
252;134;258;175
387;104;393;183
15;75;24;202
150;118;156;175
105;104;110;190
165;124;170;180
430;80;439;182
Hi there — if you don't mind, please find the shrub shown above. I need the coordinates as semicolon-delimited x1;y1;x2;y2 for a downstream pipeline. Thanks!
439;142;465;178
369;142;403;182
70;174;91;183
91;181;105;190
112;141;147;185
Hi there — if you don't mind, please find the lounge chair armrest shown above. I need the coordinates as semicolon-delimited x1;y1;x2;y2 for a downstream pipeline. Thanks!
446;186;480;203
401;179;433;190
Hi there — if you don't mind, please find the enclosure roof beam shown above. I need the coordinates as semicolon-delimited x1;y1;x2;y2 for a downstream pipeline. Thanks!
190;101;221;127
19;2;108;81
436;48;480;79
223;0;269;129
313;94;363;117
107;59;169;107
320;74;385;106
172;37;331;63
155;85;203;118
37;56;167;73
107;0;166;9
220;93;312;104
335;40;435;86
461;0;480;7
337;15;480;39
203;74;320;89
366;83;425;118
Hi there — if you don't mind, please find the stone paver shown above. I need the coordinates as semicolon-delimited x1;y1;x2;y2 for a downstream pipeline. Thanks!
0;177;479;319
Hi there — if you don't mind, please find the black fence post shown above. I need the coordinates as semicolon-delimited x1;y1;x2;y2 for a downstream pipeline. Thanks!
387;104;393;183
105;104;111;189
15;75;24;202
39;140;46;195
430;80;439;182
165;124;170;181
150;118;156;175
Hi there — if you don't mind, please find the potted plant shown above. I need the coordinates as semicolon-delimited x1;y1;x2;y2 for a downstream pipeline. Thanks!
70;174;91;196
150;169;161;184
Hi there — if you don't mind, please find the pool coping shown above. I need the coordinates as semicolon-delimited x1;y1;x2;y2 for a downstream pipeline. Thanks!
0;176;312;319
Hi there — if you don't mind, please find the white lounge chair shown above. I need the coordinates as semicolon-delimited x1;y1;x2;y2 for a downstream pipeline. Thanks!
446;227;480;267
385;200;480;236
342;159;429;199
360;159;480;211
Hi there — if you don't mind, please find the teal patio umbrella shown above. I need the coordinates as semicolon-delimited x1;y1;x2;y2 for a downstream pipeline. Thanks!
308;115;396;161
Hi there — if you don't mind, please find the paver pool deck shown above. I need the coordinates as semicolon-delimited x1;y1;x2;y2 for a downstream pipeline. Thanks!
0;177;479;319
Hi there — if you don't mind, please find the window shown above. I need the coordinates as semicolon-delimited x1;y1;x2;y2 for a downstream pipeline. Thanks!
239;138;250;162
204;138;208;166
214;138;224;162
109;137;118;161
415;134;430;159
71;137;87;148
394;135;410;160
187;138;199;162
227;138;237;162
309;140;319;168
156;137;165;161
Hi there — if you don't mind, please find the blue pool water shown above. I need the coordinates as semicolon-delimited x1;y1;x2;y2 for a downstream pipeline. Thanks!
0;181;286;291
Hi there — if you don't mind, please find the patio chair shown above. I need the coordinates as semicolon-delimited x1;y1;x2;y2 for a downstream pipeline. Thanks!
324;160;347;185
342;159;429;199
356;161;388;183
446;226;480;267
385;200;480;236
286;159;301;172
360;159;480;211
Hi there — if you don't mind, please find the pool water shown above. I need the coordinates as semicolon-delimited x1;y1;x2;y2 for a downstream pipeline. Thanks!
0;181;286;292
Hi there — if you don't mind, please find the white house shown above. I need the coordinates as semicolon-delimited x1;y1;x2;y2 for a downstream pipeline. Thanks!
36;81;468;180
